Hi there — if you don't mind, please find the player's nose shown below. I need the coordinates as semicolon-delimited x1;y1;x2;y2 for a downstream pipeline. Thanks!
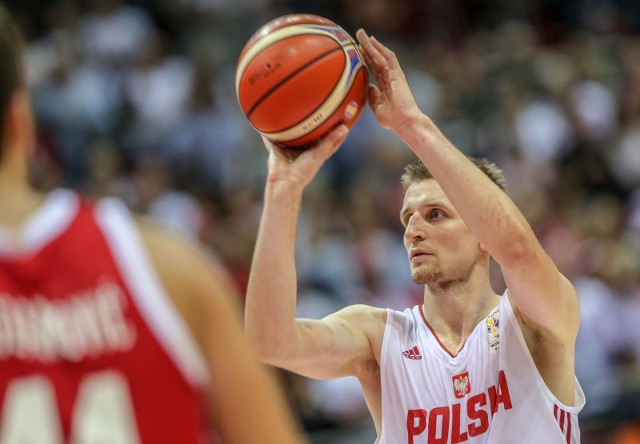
404;215;426;243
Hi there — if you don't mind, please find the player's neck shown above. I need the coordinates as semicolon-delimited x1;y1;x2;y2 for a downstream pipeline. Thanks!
422;278;499;355
0;160;45;228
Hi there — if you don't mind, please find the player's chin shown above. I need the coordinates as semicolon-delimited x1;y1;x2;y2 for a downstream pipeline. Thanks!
411;267;442;285
411;275;429;285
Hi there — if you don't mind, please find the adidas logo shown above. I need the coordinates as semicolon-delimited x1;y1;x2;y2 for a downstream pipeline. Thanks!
402;345;423;360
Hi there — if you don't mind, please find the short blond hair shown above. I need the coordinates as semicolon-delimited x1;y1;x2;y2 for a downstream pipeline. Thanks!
400;157;506;191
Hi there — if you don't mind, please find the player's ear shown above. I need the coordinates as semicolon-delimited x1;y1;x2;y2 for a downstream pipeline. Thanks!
479;242;489;253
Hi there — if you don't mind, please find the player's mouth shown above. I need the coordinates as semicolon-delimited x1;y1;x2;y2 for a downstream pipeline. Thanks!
410;249;433;261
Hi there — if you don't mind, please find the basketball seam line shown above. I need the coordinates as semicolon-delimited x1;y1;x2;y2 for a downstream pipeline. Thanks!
246;46;343;119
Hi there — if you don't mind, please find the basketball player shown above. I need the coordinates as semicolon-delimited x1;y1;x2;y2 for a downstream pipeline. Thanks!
245;29;585;443
0;6;305;443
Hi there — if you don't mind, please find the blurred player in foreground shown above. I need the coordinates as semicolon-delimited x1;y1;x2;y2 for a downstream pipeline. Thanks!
245;28;585;443
0;5;305;443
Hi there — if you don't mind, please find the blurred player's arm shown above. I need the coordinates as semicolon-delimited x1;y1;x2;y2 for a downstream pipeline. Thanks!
139;220;307;444
245;129;386;381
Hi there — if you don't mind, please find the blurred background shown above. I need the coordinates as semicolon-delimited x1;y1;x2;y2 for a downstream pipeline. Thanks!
3;0;640;442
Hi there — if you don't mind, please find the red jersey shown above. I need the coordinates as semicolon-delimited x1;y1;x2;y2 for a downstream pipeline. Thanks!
0;190;212;443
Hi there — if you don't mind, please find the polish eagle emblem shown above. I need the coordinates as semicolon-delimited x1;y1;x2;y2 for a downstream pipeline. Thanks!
452;372;471;399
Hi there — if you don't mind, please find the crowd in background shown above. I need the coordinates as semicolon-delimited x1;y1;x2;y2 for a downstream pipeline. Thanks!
4;0;640;442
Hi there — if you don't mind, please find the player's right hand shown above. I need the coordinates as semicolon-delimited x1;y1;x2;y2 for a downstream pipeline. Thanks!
261;124;349;189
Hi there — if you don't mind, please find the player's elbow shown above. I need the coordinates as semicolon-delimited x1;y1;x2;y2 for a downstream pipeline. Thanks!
253;346;282;367
245;323;294;365
496;228;540;268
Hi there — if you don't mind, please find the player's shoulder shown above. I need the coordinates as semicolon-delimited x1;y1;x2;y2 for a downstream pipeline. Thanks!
135;215;187;247
141;214;236;282
135;215;227;281
330;303;388;319
135;214;239;321
326;304;389;336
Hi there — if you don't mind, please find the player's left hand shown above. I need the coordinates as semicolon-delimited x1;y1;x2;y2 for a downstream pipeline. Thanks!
356;29;422;134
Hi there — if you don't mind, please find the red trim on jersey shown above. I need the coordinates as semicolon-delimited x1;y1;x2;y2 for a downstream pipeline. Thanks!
419;304;469;358
554;404;572;444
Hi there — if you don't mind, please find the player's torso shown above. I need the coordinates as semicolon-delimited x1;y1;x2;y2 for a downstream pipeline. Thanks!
376;296;583;444
0;190;210;444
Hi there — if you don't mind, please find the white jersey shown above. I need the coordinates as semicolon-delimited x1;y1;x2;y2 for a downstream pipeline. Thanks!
377;293;585;444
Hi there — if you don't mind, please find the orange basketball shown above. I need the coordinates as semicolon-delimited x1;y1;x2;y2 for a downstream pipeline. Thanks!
235;14;369;148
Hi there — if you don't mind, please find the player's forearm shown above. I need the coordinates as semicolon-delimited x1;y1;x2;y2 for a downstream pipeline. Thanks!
396;114;536;264
245;180;304;362
399;116;580;336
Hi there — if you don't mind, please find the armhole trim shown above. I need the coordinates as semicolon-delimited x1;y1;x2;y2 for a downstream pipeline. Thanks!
501;293;584;413
95;198;209;387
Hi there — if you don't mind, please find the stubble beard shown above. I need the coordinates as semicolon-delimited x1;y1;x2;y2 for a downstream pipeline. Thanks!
411;265;443;285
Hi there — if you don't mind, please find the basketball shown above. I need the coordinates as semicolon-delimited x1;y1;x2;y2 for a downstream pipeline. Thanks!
235;14;369;148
